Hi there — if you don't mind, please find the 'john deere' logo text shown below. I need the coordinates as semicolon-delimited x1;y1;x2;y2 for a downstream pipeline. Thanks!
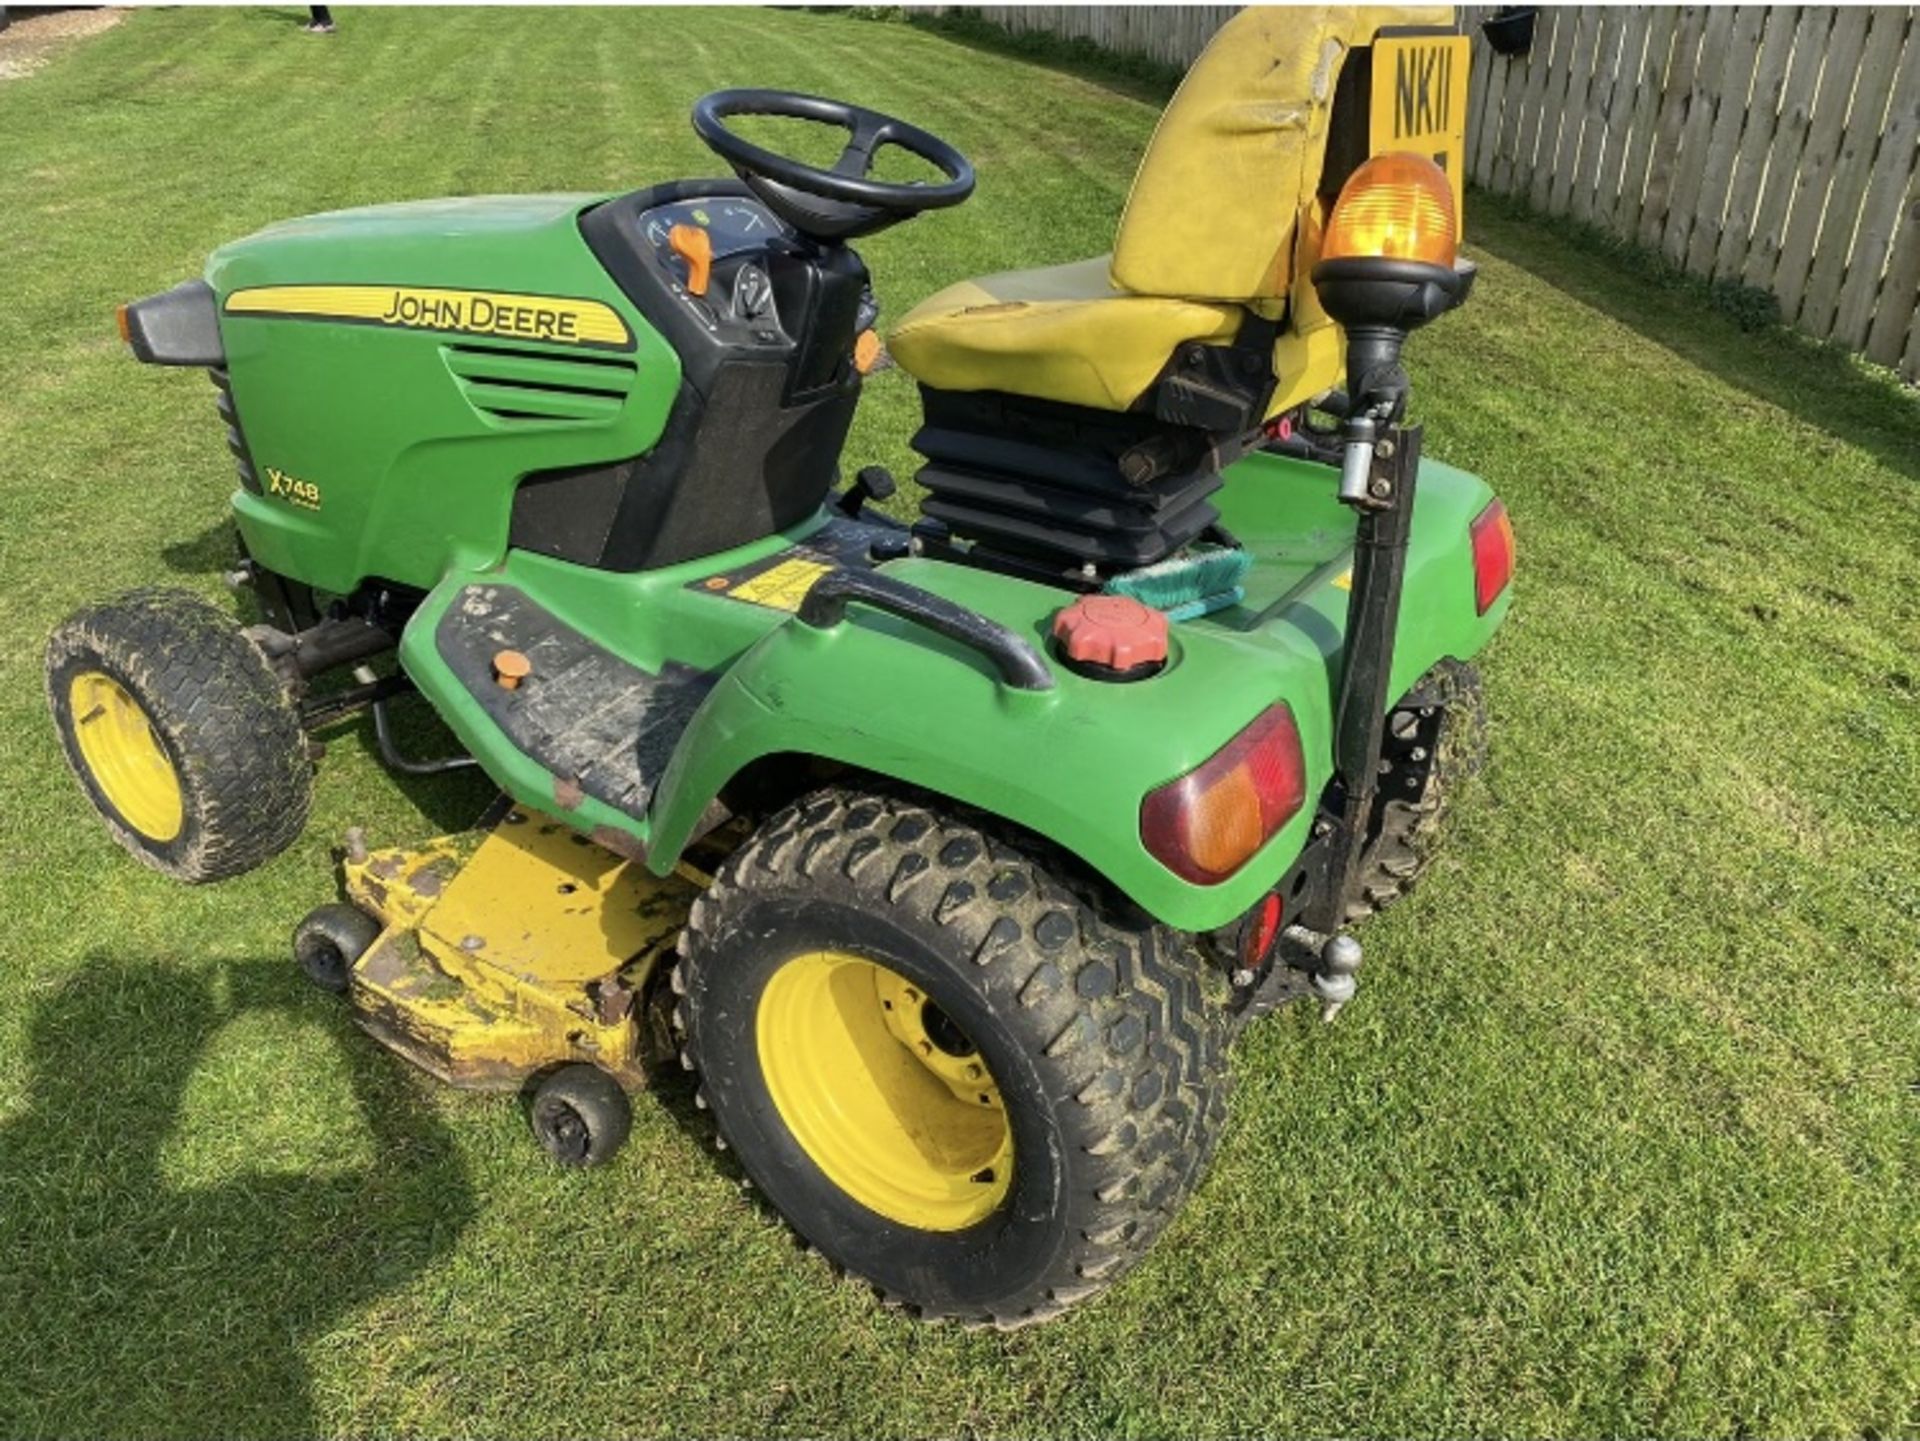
380;290;582;342
224;285;634;350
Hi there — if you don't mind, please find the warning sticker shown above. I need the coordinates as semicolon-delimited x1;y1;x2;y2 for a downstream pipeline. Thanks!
726;558;833;612
690;518;895;613
694;551;835;612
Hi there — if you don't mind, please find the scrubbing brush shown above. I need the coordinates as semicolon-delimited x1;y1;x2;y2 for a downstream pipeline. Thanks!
1104;543;1250;621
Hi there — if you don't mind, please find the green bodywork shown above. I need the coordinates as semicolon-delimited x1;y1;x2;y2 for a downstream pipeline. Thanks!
208;194;674;595
206;194;1508;934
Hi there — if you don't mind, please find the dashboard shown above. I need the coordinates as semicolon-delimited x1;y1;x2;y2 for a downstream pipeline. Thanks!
633;194;791;340
638;196;783;263
585;180;876;411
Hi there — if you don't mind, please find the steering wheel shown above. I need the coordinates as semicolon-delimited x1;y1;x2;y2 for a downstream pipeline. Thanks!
690;89;974;242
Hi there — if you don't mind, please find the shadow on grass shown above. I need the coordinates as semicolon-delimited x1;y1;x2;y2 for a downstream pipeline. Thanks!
0;957;474;1436
160;517;239;579
1467;192;1920;487
310;686;502;837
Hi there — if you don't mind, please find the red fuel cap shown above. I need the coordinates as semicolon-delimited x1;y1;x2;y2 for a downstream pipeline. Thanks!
1052;594;1169;677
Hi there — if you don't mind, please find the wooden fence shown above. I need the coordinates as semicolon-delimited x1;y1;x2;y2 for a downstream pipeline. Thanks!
1462;6;1920;378
959;6;1240;71
954;6;1920;381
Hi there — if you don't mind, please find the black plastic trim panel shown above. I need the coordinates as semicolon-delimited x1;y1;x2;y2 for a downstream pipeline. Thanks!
125;280;224;367
435;584;715;819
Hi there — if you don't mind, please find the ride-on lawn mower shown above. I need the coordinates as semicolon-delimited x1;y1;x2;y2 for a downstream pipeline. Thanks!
48;6;1511;1323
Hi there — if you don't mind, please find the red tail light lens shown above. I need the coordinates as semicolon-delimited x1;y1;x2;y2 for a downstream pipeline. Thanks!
1141;704;1306;884
1470;498;1515;614
1244;892;1284;965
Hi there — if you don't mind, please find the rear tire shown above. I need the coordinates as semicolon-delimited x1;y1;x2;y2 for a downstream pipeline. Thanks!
1346;659;1488;923
46;588;311;882
677;786;1232;1326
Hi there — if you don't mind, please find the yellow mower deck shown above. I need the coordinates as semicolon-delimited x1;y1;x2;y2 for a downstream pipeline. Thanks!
341;810;700;1090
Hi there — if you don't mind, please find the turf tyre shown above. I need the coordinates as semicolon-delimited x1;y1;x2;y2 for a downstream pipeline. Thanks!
1346;659;1489;923
46;587;311;882
675;785;1232;1326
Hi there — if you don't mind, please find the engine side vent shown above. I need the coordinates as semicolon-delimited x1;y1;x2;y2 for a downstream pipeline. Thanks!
208;367;260;494
445;343;638;424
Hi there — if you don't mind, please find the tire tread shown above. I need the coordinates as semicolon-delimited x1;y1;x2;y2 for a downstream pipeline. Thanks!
677;784;1233;1326
45;587;311;882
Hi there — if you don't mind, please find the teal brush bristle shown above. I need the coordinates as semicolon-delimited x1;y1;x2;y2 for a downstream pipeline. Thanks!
1104;544;1250;620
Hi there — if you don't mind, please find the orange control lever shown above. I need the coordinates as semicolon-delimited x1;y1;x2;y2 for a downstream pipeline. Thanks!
668;223;713;297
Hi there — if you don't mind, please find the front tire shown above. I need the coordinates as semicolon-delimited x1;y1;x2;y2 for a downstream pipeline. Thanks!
46;588;312;882
677;787;1231;1325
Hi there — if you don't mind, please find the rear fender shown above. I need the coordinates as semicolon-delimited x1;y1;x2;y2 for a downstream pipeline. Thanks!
645;455;1509;934
644;557;1335;934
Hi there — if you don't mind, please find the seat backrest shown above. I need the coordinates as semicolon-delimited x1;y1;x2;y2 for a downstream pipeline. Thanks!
1110;4;1453;306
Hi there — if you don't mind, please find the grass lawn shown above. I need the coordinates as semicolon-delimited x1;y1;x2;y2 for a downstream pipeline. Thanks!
1;7;1916;1436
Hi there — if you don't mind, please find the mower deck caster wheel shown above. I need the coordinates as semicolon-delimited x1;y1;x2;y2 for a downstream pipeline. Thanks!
530;1064;631;1168
292;902;379;994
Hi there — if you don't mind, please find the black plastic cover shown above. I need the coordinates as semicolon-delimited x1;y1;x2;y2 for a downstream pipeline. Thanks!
909;386;1226;574
125;280;224;367
524;181;867;572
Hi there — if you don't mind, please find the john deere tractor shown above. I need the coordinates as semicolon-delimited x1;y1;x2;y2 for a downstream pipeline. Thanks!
48;7;1511;1323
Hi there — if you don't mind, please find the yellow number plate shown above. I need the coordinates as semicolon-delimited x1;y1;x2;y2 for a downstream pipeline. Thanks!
1370;33;1470;220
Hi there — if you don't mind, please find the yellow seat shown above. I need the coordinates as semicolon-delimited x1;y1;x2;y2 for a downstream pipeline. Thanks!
888;4;1452;418
888;256;1242;413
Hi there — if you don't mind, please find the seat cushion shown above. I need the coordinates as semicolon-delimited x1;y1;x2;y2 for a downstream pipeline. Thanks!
888;253;1348;419
886;255;1242;413
887;6;1458;417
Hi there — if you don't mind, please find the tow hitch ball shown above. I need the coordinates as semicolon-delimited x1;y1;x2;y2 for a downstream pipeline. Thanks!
1283;925;1364;1022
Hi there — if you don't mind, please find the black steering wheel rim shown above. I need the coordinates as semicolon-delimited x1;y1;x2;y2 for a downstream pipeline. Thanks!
690;89;974;216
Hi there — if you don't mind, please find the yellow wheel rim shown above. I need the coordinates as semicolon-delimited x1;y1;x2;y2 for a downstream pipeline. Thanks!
757;951;1013;1231
67;670;184;842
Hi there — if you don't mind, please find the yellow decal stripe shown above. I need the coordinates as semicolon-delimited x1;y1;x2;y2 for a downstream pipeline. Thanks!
224;285;632;349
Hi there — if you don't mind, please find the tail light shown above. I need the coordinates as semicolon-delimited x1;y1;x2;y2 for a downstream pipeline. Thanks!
1141;704;1305;884
1471;498;1515;614
1243;892;1283;966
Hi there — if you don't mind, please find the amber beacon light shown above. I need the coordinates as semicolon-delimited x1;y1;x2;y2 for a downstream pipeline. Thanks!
1312;151;1475;455
1321;152;1459;267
